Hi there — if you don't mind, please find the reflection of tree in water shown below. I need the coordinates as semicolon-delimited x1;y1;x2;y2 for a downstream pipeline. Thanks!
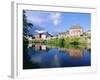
23;43;91;69
23;44;40;69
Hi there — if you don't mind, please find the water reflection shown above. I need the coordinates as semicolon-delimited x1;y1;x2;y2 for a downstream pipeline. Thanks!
34;43;47;51
23;43;91;69
68;48;83;59
58;48;83;59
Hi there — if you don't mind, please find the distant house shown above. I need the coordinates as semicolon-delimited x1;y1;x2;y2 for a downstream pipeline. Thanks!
35;31;52;41
35;33;41;41
69;25;83;37
86;30;91;38
84;30;91;44
58;31;69;38
81;30;91;38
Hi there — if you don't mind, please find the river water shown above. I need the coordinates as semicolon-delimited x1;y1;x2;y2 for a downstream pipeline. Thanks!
23;43;91;69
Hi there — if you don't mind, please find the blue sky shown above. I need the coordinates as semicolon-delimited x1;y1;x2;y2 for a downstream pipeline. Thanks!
25;10;91;35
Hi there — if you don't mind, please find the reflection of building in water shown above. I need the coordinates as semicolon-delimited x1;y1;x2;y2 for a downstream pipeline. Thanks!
34;43;42;51
68;48;83;59
34;44;47;51
28;44;33;48
41;45;46;50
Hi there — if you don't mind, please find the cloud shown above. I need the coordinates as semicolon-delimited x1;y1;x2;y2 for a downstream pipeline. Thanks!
50;13;62;26
27;16;45;25
26;11;62;26
53;20;59;25
25;10;46;25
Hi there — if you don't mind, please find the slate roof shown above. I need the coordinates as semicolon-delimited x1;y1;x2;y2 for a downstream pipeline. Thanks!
70;25;83;29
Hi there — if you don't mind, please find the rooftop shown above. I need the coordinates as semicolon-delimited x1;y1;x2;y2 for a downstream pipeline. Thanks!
70;25;83;29
59;31;69;35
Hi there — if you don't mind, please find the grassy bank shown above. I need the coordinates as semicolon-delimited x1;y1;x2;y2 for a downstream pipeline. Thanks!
25;37;91;49
45;37;90;49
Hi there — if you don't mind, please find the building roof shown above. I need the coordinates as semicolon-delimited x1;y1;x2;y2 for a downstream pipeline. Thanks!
59;32;67;35
59;31;69;35
35;30;46;34
36;31;52;37
70;25;83;29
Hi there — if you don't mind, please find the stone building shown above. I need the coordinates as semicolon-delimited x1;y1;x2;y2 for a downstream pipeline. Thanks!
69;25;83;37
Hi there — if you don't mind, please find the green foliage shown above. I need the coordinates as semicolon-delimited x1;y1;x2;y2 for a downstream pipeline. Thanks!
45;37;88;49
23;10;33;36
58;38;65;48
69;37;80;45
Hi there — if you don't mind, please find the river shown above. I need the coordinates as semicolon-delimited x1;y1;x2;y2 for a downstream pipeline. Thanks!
23;43;91;69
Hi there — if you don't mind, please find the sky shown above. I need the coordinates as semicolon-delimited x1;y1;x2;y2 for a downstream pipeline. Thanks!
25;10;91;35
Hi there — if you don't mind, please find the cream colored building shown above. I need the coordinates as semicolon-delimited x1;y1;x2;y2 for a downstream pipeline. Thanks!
69;25;83;37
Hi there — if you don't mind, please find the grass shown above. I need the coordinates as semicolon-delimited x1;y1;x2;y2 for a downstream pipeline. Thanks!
45;37;90;49
24;36;90;50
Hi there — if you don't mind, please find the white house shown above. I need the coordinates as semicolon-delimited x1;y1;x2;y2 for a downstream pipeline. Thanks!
35;30;52;40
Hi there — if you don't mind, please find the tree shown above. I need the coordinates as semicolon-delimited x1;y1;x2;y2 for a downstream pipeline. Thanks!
23;10;33;46
23;10;33;36
59;38;65;48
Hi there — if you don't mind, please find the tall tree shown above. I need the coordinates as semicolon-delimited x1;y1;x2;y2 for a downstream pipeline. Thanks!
23;10;33;36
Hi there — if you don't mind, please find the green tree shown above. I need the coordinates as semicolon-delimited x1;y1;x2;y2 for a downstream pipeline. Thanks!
59;38;65;48
23;10;33;36
23;10;33;46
